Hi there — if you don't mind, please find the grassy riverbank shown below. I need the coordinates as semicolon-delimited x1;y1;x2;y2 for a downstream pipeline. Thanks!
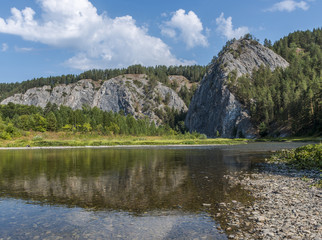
268;143;322;188
0;131;249;148
1;131;320;148
256;137;321;142
268;143;322;170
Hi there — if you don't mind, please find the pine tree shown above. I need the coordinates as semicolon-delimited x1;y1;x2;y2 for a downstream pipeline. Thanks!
46;111;57;131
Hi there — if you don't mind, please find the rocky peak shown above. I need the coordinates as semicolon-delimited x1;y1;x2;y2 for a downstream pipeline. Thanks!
185;38;289;138
214;38;289;78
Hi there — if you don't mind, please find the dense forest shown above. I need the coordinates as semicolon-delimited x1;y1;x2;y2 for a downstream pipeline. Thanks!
0;102;187;140
227;28;321;136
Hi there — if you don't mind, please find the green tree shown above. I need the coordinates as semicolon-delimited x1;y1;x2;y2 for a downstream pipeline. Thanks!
46;111;57;131
81;123;92;133
17;115;33;130
32;114;47;132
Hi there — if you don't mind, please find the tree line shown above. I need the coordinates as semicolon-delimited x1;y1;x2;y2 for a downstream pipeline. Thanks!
0;102;187;140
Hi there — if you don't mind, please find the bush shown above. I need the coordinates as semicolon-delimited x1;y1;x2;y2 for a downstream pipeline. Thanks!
259;122;268;137
199;134;207;139
0;131;11;140
62;124;73;132
32;135;44;141
269;143;322;170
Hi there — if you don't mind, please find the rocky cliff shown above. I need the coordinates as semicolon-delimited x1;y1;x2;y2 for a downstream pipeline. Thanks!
185;38;289;138
1;74;187;124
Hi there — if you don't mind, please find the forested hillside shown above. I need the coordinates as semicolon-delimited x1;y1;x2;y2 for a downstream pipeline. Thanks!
227;29;321;136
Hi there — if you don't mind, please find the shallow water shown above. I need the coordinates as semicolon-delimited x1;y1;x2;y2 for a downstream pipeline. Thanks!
0;142;307;239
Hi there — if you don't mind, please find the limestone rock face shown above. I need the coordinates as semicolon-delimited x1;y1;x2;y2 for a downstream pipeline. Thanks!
1;74;187;124
1;79;97;110
185;39;289;138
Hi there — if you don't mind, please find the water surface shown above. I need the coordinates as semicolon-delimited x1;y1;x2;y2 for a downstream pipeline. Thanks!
0;142;307;239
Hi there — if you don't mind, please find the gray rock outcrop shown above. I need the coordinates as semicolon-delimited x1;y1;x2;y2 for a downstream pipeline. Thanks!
1;74;187;124
185;38;289;138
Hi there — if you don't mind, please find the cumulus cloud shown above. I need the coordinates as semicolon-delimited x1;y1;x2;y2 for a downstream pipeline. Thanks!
216;13;249;40
1;43;8;52
267;0;309;12
161;9;208;48
0;0;191;70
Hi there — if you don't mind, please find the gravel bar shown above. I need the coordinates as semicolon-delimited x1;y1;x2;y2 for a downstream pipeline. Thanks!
224;163;321;240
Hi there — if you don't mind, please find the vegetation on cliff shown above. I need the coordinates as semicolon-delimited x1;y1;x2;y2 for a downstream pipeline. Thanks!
186;33;289;138
227;29;322;136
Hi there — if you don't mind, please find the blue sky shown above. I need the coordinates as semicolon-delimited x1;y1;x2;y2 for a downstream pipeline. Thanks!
0;0;321;83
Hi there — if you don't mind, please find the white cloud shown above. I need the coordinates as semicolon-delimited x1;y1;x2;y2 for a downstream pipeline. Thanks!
1;43;8;52
14;46;33;52
216;13;249;40
0;0;192;70
267;0;309;12
161;27;176;38
161;9;208;48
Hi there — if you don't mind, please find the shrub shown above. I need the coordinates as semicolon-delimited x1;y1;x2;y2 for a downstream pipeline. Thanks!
0;131;11;140
199;134;207;139
32;135;44;141
269;143;322;170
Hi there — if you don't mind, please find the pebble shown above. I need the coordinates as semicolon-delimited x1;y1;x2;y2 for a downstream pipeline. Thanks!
257;216;266;222
222;163;322;240
202;203;211;207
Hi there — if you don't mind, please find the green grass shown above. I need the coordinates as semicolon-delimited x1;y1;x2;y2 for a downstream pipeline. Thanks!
0;132;249;148
256;137;321;143
28;138;247;147
313;179;322;188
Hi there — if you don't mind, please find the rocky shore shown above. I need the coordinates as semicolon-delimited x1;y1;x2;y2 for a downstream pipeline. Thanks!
223;163;321;240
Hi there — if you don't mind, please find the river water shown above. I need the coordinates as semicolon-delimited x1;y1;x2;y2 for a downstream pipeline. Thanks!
0;142;307;239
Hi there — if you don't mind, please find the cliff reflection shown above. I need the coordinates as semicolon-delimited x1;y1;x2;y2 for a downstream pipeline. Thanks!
0;148;256;212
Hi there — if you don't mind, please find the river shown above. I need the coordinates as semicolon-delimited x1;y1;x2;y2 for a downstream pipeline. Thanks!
0;142;307;239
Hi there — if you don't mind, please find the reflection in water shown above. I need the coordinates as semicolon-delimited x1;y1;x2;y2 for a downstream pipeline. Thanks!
0;143;305;239
0;148;255;212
